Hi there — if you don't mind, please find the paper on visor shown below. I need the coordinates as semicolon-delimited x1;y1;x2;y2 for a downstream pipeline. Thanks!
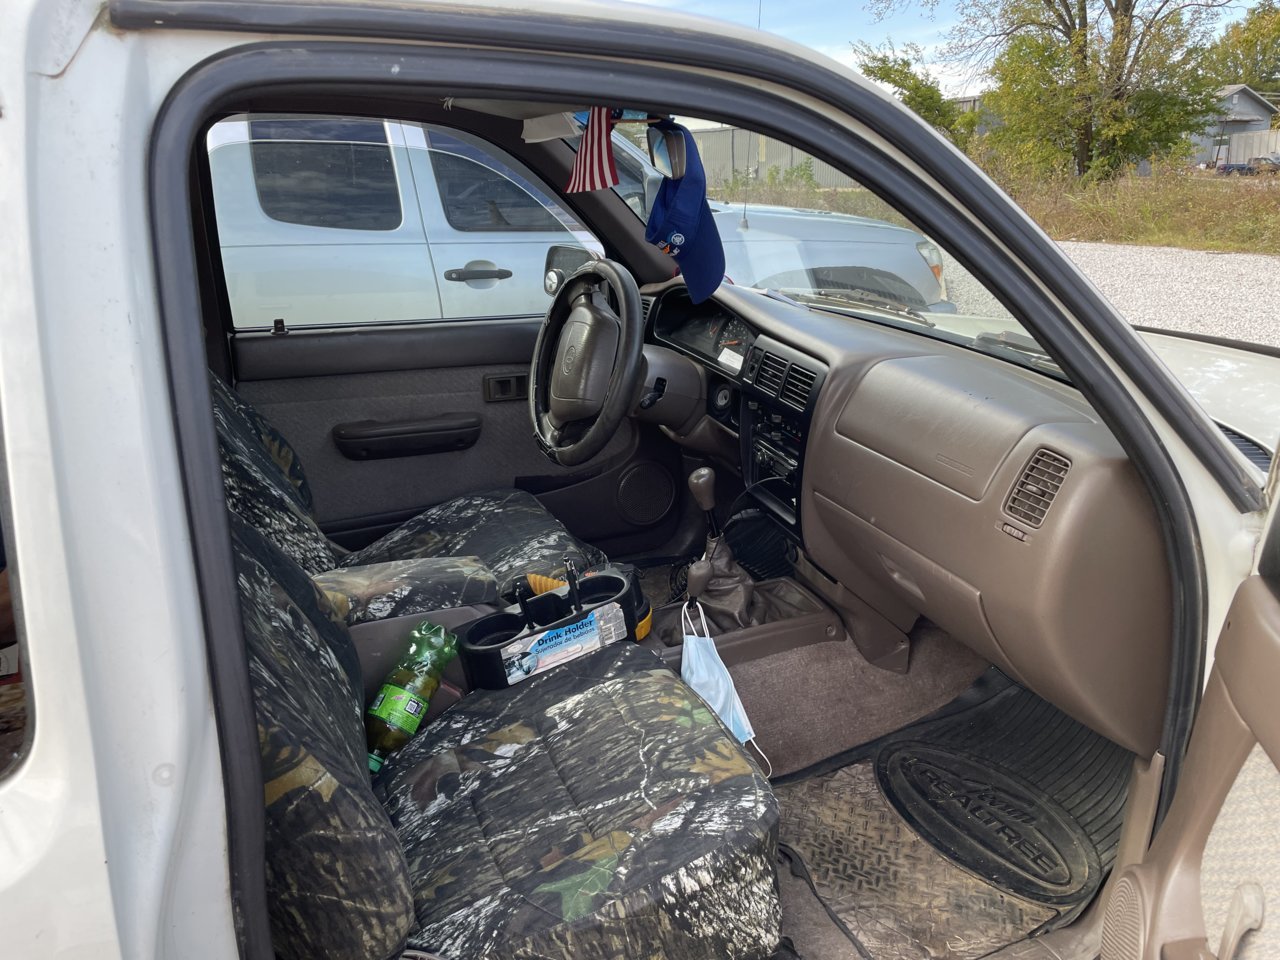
522;112;581;143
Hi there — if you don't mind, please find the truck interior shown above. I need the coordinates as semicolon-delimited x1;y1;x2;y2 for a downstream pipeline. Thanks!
177;79;1187;960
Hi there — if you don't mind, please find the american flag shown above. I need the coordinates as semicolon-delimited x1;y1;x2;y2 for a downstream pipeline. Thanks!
566;106;618;193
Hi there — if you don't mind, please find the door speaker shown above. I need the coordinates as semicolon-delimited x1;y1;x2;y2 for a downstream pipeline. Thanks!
616;462;675;527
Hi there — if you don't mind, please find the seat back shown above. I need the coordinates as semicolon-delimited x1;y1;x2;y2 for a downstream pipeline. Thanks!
212;376;339;575
230;513;414;960
211;375;314;512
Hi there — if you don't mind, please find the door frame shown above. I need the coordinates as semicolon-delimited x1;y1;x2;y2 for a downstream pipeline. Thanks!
132;12;1246;956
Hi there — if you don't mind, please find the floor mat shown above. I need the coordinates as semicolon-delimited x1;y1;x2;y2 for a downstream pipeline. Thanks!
774;683;1132;959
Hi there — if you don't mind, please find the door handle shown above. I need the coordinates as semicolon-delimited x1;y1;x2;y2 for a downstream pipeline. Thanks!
444;267;513;282
331;414;482;460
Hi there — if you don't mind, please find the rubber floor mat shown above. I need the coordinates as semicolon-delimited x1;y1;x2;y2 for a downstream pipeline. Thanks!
774;683;1132;959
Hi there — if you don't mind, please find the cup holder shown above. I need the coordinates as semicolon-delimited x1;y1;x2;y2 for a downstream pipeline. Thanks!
456;566;639;690
524;591;571;626
464;613;525;649
578;574;627;605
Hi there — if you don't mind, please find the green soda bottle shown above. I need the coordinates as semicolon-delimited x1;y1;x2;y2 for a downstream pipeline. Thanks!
365;619;457;774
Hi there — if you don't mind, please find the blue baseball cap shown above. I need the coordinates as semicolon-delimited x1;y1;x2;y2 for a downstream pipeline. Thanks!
644;122;725;304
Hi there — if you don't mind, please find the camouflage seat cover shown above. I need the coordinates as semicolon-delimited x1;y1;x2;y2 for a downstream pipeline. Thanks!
231;516;416;960
211;376;605;614
379;642;782;959
232;510;781;960
341;488;608;593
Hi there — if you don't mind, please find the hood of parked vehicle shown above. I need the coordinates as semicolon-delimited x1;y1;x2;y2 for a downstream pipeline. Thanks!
1136;330;1280;457
883;310;1278;459
707;201;924;244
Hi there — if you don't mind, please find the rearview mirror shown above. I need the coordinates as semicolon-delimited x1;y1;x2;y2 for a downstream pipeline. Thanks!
543;244;598;296
646;126;687;180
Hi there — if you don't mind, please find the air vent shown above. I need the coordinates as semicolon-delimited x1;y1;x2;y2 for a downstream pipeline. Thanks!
1219;425;1272;472
755;352;788;396
744;347;765;380
1004;448;1071;528
780;364;817;409
640;295;655;325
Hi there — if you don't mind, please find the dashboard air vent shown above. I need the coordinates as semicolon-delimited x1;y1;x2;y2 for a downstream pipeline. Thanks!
1004;448;1071;528
780;363;817;409
640;295;655;325
755;352;788;396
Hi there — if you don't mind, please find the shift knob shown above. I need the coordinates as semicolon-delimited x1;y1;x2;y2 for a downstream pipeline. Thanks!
688;467;717;513
686;558;712;601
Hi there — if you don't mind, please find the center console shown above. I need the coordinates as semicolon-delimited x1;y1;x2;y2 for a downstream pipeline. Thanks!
738;336;828;531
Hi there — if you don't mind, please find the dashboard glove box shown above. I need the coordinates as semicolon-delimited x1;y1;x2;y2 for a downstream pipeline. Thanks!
457;568;638;690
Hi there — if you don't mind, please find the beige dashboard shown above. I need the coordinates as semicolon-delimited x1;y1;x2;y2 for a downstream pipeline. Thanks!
677;284;1173;758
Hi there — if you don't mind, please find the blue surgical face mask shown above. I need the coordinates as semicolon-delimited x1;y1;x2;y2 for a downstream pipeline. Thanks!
679;603;755;745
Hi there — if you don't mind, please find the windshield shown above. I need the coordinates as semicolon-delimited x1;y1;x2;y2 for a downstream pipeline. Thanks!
598;119;1062;380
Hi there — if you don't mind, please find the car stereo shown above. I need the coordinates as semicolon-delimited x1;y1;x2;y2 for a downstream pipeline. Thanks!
737;336;828;530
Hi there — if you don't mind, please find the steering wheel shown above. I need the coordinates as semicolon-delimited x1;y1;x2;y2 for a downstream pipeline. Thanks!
529;260;644;467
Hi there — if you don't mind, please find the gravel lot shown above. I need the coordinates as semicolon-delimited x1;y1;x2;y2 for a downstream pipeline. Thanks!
945;242;1280;348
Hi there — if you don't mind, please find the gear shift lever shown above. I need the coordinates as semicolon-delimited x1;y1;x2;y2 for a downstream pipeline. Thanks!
681;465;754;627
688;466;720;539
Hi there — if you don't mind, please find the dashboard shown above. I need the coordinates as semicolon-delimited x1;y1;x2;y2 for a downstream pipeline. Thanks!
651;289;827;530
643;281;1172;761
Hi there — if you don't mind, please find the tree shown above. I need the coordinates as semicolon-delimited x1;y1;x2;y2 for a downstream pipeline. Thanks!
853;42;984;149
980;34;1082;174
867;0;1226;175
855;42;959;128
1204;2;1280;91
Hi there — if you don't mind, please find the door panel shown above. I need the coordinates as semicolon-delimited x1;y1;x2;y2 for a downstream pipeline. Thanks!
1100;574;1280;960
232;323;683;554
235;362;635;525
232;319;542;380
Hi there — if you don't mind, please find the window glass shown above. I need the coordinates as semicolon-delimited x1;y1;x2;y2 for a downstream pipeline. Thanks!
596;120;1064;379
428;150;565;232
207;114;599;329
249;117;402;231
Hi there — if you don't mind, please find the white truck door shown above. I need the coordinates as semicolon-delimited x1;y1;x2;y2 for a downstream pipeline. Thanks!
407;124;597;322
208;116;443;330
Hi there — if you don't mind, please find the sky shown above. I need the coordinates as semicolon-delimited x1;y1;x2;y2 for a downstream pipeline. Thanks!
626;0;976;95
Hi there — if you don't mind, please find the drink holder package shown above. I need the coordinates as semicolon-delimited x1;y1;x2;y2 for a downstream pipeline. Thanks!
457;567;638;689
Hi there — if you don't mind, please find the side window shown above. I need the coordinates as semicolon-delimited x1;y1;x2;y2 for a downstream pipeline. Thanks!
414;125;599;322
249;118;402;231
207;114;599;330
429;151;564;232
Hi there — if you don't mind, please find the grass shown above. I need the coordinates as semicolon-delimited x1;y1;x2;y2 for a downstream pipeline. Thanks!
1000;170;1280;255
713;169;1280;257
